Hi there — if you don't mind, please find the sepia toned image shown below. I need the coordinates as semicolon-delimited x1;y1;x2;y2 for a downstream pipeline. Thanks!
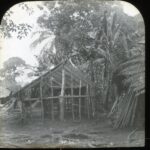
0;0;145;148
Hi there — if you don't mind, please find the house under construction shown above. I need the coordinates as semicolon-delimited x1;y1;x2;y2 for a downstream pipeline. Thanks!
12;59;95;121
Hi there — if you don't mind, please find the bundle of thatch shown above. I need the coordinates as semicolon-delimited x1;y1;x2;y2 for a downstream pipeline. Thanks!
108;88;139;129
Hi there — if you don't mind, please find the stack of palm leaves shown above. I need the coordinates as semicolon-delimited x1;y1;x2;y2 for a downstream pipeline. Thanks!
109;89;138;128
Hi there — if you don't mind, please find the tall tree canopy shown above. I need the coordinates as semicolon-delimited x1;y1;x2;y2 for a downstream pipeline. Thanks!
0;57;28;92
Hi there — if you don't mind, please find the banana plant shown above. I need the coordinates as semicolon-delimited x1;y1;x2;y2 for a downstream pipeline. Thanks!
93;10;132;109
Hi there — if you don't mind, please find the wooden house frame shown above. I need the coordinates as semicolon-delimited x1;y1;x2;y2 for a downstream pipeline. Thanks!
12;59;95;121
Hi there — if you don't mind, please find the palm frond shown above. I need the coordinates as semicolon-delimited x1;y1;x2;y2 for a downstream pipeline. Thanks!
132;82;145;91
94;58;105;64
121;33;128;52
116;55;144;72
117;54;145;96
97;47;108;59
120;64;144;75
112;26;120;47
135;89;145;97
31;29;52;38
30;30;52;48
123;72;144;85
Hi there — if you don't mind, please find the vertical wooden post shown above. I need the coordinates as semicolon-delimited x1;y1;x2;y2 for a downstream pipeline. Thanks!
19;91;23;120
28;88;32;118
50;78;54;120
90;85;95;118
87;84;90;119
60;68;65;121
71;73;74;121
79;80;82;120
20;91;26;122
40;77;44;121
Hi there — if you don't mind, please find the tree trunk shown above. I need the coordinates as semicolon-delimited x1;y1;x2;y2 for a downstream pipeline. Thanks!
105;78;111;110
40;77;44;120
104;64;113;110
89;59;95;82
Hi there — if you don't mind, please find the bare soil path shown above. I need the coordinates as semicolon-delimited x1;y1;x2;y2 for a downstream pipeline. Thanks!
0;116;144;148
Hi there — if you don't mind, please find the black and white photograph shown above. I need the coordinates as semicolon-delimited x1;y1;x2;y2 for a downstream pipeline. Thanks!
0;0;145;148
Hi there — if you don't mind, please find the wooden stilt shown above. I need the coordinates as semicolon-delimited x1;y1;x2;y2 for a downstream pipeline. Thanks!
19;92;24;120
27;88;32;119
20;91;26;122
60;68;65;121
87;84;90;119
84;98;87;116
71;73;74;121
40;77;44;121
90;86;95;118
21;101;25;121
50;79;54;120
79;80;82;120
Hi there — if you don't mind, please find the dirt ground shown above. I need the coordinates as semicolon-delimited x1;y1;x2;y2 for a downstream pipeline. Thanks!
0;113;144;148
